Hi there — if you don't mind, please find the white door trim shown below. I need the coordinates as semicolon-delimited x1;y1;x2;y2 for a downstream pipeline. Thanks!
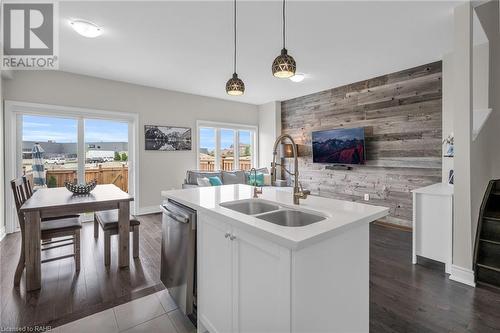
4;100;140;234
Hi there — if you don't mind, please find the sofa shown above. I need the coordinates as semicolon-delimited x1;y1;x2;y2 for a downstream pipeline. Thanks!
182;168;269;189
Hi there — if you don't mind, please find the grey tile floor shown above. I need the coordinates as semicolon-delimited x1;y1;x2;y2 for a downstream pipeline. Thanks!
51;290;196;333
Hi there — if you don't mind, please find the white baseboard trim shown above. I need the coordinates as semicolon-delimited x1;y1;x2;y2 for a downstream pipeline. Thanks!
449;264;476;287
136;205;161;216
0;226;6;242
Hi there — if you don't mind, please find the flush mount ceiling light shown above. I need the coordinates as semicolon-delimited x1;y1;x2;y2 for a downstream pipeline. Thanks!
226;0;245;96
70;19;102;38
289;73;305;82
272;0;296;78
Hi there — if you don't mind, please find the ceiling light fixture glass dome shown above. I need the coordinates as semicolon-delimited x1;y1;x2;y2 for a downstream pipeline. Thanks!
70;19;102;38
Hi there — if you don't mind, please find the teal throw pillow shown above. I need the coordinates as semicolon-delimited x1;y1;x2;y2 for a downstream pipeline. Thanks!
208;176;223;186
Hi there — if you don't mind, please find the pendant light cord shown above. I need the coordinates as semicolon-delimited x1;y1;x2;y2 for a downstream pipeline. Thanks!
282;0;286;49
234;0;237;73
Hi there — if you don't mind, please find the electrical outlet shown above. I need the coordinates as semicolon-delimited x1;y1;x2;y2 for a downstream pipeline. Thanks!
364;193;370;201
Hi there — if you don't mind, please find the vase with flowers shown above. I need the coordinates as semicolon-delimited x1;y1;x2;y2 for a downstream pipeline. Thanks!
443;132;454;157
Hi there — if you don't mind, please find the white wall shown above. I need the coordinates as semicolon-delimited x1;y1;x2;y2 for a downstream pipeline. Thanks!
450;0;499;286
258;101;281;169
451;2;474;279
475;1;500;179
443;43;491;268
473;43;490;110
0;77;5;240
470;41;493;244
3;71;259;213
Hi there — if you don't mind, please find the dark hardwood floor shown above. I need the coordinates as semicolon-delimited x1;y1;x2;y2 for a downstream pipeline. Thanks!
0;214;164;329
370;222;500;333
1;215;500;331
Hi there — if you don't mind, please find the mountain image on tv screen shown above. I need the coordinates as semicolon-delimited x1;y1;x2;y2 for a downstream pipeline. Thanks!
312;127;365;164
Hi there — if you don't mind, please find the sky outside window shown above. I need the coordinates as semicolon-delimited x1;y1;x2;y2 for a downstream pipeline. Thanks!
220;129;234;150
85;119;128;142
23;115;77;142
239;130;251;157
22;115;128;143
199;128;251;151
200;127;216;154
239;131;251;145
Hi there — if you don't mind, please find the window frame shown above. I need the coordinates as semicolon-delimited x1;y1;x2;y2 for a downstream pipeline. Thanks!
196;120;258;171
4;100;139;233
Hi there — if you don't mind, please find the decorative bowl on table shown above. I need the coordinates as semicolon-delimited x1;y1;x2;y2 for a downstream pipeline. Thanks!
64;180;97;194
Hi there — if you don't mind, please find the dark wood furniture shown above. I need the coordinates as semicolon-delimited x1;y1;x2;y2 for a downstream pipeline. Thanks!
19;184;133;291
474;179;500;289
94;210;140;266
11;178;82;287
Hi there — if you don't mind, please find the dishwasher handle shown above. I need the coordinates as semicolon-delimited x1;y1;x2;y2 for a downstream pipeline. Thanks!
161;204;190;223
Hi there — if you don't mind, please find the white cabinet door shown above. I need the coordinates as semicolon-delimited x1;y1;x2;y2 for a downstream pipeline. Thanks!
231;227;291;333
198;213;233;333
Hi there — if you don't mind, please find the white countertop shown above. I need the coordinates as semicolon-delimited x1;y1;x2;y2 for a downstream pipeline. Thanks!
411;183;454;196
161;185;389;250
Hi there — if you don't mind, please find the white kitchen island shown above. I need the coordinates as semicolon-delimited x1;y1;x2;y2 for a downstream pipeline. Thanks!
162;184;389;333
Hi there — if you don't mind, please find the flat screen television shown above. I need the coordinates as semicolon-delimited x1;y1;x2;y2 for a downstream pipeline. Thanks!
312;127;365;164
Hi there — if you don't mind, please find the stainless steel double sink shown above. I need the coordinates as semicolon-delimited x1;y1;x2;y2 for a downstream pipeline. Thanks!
220;199;326;227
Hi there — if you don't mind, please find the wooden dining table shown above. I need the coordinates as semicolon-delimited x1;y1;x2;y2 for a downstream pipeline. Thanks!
20;184;134;291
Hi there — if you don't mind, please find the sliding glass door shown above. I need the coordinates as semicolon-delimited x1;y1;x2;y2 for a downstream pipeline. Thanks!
19;115;130;193
22;115;79;188
5;100;138;233
84;119;129;192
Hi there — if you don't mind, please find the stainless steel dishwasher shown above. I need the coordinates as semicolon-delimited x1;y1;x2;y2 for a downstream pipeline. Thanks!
160;200;197;317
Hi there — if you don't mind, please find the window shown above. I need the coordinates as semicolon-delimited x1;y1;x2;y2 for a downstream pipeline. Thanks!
197;122;257;171
220;129;235;171
199;127;216;171
6;101;138;233
20;115;130;190
238;130;253;171
22;115;78;188
85;119;129;191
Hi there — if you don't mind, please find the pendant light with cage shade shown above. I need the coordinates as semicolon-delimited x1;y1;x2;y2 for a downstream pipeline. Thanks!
272;0;296;78
226;0;245;96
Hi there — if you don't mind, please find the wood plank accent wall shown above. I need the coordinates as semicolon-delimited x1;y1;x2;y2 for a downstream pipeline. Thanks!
281;61;443;227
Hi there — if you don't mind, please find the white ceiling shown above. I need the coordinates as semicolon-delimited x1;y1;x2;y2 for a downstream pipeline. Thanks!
58;1;458;105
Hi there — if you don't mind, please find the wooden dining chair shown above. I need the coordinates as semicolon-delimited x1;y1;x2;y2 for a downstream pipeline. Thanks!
94;210;140;266
11;178;82;287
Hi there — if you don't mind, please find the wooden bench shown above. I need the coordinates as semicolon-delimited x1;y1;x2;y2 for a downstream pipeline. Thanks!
94;210;140;266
